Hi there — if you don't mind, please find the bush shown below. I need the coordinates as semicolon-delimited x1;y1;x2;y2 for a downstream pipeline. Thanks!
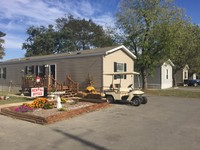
31;98;54;109
15;103;34;112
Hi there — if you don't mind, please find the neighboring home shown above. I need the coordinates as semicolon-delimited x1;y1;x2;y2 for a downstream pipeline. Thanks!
0;45;136;94
147;59;175;89
191;73;197;80
175;64;189;86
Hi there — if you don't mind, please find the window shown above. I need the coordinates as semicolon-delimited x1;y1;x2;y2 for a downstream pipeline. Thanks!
25;66;34;74
2;67;6;79
114;62;127;79
184;71;187;79
166;69;168;79
36;65;45;77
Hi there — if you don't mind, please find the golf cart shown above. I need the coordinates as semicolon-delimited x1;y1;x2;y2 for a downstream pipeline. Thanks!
104;72;147;106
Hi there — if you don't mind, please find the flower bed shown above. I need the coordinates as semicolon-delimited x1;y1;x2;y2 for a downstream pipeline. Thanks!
0;99;109;125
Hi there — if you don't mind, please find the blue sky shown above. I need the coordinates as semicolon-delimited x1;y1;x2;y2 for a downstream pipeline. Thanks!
0;0;199;61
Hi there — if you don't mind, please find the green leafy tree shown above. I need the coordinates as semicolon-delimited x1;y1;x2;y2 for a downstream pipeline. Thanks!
55;15;115;50
116;0;188;89
22;25;56;57
0;31;6;59
23;15;116;56
170;23;200;86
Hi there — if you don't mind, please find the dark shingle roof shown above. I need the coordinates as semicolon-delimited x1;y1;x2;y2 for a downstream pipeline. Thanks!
2;45;136;64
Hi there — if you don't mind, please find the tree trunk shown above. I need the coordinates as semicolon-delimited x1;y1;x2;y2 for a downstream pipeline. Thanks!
172;70;178;87
141;67;148;90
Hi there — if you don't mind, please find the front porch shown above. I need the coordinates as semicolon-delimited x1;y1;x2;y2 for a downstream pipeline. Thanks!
21;75;79;96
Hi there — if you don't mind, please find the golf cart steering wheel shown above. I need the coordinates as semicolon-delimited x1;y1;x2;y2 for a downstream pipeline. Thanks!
128;84;133;88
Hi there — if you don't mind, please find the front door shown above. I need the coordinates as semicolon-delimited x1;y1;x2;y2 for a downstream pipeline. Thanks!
49;64;56;80
48;64;56;88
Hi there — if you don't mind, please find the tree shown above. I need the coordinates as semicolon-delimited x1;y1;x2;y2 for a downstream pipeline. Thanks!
116;0;188;89
0;31;6;59
23;15;116;57
170;23;200;86
55;15;115;50
22;25;57;57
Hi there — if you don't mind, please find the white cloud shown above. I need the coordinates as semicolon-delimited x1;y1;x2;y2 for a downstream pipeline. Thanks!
93;13;116;28
4;34;25;49
0;0;64;26
0;0;118;60
79;0;96;16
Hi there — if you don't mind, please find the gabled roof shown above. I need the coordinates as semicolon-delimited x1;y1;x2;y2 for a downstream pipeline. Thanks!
163;59;175;67
183;64;190;70
2;45;136;64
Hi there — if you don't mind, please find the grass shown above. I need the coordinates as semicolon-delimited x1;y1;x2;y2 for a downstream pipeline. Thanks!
0;87;200;106
0;91;31;105
145;88;200;99
0;96;30;105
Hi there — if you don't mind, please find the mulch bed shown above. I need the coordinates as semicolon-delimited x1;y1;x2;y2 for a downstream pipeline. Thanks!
0;100;110;125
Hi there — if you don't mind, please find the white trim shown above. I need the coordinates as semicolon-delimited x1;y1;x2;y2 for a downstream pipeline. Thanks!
104;72;140;75
105;45;137;59
166;59;175;67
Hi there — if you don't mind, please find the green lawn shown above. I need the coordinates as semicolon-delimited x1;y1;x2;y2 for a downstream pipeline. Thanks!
0;96;30;105
145;88;200;99
0;87;200;106
0;91;31;105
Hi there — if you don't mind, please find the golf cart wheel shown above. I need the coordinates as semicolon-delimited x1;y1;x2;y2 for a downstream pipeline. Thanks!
106;95;115;103
141;96;148;104
130;97;141;106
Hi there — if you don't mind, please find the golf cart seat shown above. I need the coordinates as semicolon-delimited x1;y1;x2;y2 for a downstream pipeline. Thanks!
109;84;120;90
109;84;129;93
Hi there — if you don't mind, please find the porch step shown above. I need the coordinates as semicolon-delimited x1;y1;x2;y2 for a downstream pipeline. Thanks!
62;90;77;98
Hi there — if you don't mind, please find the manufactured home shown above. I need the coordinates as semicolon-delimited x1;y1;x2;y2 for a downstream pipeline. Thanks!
147;59;175;89
0;45;136;94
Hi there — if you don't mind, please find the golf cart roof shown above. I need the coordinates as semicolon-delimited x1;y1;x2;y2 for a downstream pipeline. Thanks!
104;72;140;75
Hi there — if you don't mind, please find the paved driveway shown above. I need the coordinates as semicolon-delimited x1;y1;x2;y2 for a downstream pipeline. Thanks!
0;95;200;150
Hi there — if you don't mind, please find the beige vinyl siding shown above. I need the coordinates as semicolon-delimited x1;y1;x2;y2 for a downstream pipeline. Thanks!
0;56;103;92
0;63;25;92
0;46;135;93
56;56;102;90
103;49;134;90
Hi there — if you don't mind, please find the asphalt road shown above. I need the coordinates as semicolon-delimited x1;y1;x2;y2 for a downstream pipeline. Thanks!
0;95;200;150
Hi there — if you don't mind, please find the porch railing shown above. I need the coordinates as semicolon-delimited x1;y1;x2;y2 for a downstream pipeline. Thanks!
66;75;79;93
21;75;79;93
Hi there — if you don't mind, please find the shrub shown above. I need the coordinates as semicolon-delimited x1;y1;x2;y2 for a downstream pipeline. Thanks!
31;98;54;109
15;103;34;112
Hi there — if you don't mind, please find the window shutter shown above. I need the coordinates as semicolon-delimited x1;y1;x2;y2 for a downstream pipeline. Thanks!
114;62;117;72
3;68;6;79
25;66;28;74
31;66;34;74
114;62;117;79
36;65;38;76
124;63;127;79
43;65;46;77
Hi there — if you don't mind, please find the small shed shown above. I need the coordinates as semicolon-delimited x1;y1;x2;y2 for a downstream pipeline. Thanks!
147;59;175;89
